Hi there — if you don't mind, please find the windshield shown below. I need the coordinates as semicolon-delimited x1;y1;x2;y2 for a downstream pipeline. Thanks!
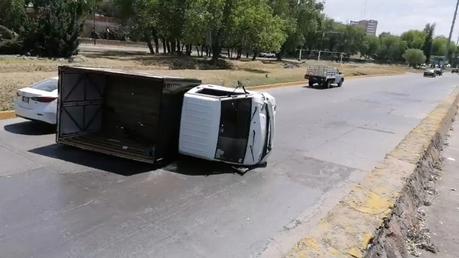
215;98;252;164
32;79;58;92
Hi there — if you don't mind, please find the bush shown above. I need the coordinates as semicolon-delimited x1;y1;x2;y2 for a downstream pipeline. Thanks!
403;48;426;67
0;25;17;40
0;38;22;54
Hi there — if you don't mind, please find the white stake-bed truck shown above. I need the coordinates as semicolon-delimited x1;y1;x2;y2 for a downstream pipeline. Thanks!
56;67;276;167
305;65;344;89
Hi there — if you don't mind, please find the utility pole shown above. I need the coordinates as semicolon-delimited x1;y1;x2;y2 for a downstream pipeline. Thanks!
446;0;459;63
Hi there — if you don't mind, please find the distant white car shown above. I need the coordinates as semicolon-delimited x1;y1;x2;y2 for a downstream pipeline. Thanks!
15;77;58;124
259;52;277;58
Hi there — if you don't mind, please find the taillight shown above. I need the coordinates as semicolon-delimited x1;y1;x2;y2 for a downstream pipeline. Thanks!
31;97;56;103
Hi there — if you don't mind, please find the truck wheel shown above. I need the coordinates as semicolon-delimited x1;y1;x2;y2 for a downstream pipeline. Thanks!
326;80;332;89
338;79;343;87
308;80;314;88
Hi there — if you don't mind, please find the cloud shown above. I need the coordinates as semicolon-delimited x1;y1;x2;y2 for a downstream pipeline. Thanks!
323;0;459;38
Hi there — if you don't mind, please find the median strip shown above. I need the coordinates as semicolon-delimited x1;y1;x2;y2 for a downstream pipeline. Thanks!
287;87;459;258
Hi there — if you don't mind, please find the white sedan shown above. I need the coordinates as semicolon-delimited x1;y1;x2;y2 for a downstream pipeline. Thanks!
15;77;58;124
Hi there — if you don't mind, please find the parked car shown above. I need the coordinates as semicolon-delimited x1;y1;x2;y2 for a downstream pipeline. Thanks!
15;77;58;124
452;68;459;73
259;52;277;58
424;69;436;78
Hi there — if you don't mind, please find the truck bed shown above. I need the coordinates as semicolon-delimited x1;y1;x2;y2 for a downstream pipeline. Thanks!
57;66;201;164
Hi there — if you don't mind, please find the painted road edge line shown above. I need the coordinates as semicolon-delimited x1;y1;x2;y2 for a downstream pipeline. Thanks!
286;86;459;258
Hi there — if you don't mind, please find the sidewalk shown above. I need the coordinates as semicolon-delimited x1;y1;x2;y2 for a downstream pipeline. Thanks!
418;112;459;257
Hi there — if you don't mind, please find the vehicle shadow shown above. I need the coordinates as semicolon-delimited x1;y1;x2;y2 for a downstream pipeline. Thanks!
4;121;56;136
303;85;329;91
29;144;239;176
162;156;241;176
29;144;158;176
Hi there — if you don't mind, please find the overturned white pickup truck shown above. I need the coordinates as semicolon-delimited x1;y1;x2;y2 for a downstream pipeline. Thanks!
56;67;276;166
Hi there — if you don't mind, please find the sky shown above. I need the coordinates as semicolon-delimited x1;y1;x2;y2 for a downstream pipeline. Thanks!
323;0;459;38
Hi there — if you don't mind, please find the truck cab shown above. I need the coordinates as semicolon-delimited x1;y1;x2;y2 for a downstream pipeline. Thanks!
179;85;276;166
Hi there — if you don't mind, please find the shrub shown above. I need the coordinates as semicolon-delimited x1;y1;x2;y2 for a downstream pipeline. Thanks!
403;48;427;67
0;38;22;54
0;25;17;40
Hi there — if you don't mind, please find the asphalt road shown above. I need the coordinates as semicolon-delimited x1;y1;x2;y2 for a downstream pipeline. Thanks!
0;73;457;258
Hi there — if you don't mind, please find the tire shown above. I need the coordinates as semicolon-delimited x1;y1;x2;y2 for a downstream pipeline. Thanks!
309;80;314;88
326;80;332;89
338;79;343;87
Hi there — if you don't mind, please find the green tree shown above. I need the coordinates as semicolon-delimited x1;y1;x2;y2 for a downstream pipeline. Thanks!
361;35;380;59
401;30;426;49
230;0;287;59
269;0;323;58
432;36;449;56
113;0;160;54
0;0;26;32
376;33;407;63
22;0;91;57
423;23;435;63
335;24;366;55
403;48;426;67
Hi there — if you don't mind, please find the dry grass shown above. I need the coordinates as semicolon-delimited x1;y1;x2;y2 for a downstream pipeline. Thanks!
0;53;409;111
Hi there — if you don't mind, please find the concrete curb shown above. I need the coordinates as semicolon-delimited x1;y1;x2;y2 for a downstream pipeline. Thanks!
0;111;15;120
287;87;459;258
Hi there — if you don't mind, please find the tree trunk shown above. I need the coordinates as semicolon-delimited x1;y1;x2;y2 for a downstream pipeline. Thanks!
146;40;155;54
252;51;258;61
167;40;171;54
145;34;154;54
237;48;242;60
170;40;176;54
176;40;181;53
162;39;167;54
153;34;159;54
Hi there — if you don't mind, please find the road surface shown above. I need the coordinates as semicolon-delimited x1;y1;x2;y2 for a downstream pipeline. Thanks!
0;73;457;258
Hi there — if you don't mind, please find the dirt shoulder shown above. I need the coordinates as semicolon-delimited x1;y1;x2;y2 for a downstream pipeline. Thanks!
414;113;459;258
0;53;408;111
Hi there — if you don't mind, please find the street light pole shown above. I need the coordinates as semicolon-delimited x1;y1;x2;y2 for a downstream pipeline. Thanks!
446;0;459;63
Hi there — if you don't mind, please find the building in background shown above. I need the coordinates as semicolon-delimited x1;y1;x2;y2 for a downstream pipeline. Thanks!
350;20;378;36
